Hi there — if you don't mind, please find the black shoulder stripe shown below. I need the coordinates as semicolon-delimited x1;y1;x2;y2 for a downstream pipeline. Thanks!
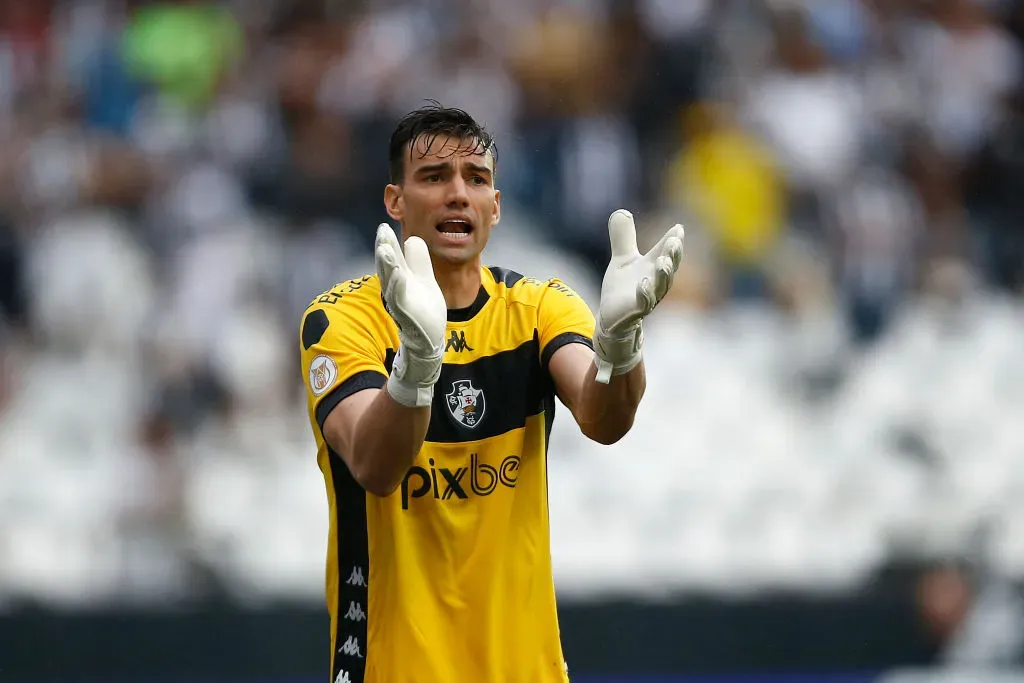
302;309;330;350
487;266;524;288
315;350;396;431
542;332;594;370
316;371;387;431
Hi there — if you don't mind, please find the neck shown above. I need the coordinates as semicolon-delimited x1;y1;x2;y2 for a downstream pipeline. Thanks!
434;260;482;310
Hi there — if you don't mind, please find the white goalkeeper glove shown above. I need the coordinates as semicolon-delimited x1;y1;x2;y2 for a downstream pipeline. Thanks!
594;209;685;383
375;224;447;407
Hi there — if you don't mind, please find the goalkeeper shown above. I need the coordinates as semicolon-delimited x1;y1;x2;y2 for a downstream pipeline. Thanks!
299;103;684;683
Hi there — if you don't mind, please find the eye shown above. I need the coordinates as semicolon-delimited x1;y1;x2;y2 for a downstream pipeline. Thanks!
425;174;441;183
470;175;486;185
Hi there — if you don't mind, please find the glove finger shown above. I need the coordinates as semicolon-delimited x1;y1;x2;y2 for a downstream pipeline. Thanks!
376;223;402;255
375;243;398;292
663;234;685;270
636;276;657;314
388;269;434;352
653;255;675;301
403;236;435;280
387;266;409;327
375;224;404;287
607;209;640;259
645;224;684;262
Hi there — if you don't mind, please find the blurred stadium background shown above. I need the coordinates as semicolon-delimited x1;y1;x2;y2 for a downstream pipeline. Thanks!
1;0;1024;681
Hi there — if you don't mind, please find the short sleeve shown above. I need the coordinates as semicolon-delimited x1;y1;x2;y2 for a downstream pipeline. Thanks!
536;278;596;370
299;295;394;432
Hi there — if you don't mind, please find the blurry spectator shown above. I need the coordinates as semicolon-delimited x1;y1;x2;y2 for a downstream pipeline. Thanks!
804;0;872;66
393;22;520;141
557;109;642;275
120;0;244;113
960;0;1024;294
917;558;1024;667
58;1;145;137
858;0;928;160
629;0;713;182
664;101;785;300
830;163;923;345
903;133;971;274
909;0;1021;167
0;216;26;331
0;0;55;120
744;6;867;212
0;315;10;414
252;3;373;234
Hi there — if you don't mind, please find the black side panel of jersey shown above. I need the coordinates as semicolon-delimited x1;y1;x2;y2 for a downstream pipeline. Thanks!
427;337;545;444
539;330;558;511
487;265;524;288
329;448;369;683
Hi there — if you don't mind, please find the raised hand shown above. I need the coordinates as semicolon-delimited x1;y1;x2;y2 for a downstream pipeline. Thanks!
594;210;684;383
375;224;448;406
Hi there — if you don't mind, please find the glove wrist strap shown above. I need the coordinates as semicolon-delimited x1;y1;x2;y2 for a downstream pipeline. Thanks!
593;322;643;384
386;344;442;408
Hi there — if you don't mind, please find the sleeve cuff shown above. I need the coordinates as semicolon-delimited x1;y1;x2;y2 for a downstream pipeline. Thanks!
316;370;387;431
541;332;594;371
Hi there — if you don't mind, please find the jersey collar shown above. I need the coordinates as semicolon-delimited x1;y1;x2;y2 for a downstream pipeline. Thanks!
446;267;493;323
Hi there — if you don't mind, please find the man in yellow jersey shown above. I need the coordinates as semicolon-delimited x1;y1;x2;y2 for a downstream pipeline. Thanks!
299;103;685;683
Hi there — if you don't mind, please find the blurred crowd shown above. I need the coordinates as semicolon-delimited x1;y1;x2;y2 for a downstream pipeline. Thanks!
0;0;1023;613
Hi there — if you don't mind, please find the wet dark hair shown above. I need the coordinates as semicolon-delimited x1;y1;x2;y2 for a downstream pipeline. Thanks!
388;101;497;184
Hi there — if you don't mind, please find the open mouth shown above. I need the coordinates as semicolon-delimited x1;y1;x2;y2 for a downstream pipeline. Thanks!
436;219;473;241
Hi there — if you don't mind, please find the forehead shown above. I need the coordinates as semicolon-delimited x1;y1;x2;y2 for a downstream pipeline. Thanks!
407;133;494;171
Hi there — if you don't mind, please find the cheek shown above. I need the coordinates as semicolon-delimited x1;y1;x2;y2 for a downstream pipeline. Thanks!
476;193;498;219
407;188;443;214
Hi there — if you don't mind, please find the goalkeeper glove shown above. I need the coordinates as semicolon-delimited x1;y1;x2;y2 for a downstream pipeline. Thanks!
594;209;685;383
375;224;447;407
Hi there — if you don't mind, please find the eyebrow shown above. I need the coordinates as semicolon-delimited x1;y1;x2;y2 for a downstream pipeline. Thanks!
465;163;493;177
415;162;452;175
414;161;493;177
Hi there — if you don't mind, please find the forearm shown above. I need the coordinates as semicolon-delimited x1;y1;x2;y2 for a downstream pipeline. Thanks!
350;388;431;496
577;356;646;445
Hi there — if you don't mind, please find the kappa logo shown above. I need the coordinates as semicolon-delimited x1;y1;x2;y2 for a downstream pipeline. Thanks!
446;379;485;428
344;601;367;622
338;635;364;658
345;566;366;587
445;329;474;353
309;355;338;397
335;670;351;683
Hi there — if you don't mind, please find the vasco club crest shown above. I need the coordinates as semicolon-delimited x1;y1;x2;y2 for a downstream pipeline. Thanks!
446;379;485;428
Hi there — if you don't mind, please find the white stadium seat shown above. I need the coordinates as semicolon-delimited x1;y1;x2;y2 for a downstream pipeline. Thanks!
2;277;1023;601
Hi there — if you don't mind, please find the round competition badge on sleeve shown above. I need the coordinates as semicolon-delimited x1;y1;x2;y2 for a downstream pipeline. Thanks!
309;355;338;396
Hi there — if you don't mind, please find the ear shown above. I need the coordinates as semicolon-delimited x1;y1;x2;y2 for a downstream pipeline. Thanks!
491;189;501;227
384;184;404;222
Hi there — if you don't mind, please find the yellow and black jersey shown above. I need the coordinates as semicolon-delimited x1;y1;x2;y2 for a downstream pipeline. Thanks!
299;266;596;683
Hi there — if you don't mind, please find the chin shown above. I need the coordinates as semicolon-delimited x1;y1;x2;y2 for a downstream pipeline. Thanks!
429;243;480;266
435;251;479;267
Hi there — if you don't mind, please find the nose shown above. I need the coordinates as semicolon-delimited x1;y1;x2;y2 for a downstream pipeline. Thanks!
444;175;470;208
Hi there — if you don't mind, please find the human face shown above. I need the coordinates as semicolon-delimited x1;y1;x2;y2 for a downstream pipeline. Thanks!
384;134;500;267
